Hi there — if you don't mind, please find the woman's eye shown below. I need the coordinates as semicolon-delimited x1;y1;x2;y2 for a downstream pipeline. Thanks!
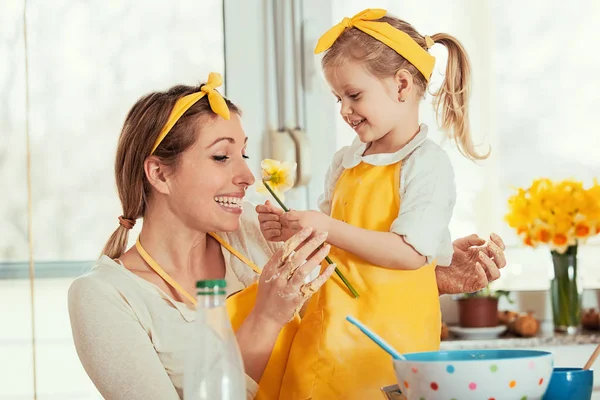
349;93;360;99
212;155;229;162
242;155;250;159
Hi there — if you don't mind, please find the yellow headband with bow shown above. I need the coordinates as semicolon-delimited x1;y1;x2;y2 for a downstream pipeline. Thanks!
314;9;435;82
151;72;230;155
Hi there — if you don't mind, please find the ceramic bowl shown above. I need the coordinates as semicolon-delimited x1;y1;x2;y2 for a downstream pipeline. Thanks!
393;349;554;400
542;367;593;400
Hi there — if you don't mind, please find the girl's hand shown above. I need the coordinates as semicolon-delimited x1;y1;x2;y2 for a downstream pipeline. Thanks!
256;201;295;242
279;210;333;234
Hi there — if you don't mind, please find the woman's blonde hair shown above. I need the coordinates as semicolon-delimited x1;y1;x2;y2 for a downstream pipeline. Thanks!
102;84;241;259
322;16;488;160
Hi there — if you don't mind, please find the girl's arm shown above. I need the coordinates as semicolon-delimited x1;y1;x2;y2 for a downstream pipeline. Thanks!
279;210;425;270
328;218;426;269
280;142;456;271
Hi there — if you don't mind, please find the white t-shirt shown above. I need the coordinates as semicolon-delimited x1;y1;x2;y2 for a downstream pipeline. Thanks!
68;202;279;400
318;124;456;266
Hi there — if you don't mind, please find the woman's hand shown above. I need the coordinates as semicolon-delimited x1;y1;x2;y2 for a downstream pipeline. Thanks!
253;227;336;326
437;233;507;295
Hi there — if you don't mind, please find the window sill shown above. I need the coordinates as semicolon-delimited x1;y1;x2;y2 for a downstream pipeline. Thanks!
0;261;93;280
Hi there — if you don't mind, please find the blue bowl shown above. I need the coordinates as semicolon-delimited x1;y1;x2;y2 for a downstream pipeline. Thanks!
542;367;593;400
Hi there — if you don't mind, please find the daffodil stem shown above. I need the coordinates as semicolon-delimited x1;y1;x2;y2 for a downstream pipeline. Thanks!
263;181;289;212
329;257;360;299
263;181;359;299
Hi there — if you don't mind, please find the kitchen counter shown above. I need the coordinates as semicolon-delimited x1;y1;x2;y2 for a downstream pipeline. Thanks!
441;322;600;350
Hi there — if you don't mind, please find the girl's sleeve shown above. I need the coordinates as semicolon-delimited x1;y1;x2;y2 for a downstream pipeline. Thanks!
390;141;456;266
317;146;348;215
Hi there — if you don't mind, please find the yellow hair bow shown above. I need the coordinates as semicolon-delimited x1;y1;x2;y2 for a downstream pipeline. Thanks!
314;8;435;82
424;35;435;50
151;72;230;155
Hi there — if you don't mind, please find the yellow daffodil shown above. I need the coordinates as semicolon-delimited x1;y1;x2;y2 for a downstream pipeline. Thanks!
505;178;600;253
536;228;552;243
257;158;297;202
575;222;591;238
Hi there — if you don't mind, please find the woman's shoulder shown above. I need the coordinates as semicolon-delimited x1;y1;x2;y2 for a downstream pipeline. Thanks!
68;256;137;305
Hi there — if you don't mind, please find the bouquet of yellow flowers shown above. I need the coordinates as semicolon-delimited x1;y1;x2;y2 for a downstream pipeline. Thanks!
505;178;600;253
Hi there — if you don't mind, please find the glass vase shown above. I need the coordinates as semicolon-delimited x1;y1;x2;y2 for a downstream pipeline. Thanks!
550;245;582;334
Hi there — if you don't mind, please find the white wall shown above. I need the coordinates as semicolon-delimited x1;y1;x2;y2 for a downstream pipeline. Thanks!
224;0;339;211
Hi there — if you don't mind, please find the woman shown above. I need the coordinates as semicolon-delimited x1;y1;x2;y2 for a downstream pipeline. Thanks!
68;73;506;400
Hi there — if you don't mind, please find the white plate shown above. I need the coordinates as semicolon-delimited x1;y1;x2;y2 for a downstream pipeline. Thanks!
447;325;507;340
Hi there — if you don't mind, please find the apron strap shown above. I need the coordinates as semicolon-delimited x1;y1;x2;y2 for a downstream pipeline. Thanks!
135;237;198;305
208;232;262;274
135;233;261;306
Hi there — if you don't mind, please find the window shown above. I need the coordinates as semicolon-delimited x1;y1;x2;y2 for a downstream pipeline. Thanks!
491;1;600;290
1;1;225;398
327;1;600;290
2;1;225;263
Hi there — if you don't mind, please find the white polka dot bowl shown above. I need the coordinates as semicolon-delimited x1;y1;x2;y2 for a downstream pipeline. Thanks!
393;349;554;400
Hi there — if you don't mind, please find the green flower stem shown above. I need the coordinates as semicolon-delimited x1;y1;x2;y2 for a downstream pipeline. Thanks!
263;181;359;299
550;245;581;331
263;181;289;212
330;259;360;299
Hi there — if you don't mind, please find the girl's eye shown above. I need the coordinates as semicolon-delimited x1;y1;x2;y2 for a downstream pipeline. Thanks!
335;97;341;103
349;93;360;99
212;155;229;162
242;155;249;159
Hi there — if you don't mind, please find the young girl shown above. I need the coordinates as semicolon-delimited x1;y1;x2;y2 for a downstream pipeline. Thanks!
257;8;489;399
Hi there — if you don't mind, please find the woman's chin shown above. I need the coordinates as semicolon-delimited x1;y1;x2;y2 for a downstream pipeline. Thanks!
213;211;242;232
219;220;241;233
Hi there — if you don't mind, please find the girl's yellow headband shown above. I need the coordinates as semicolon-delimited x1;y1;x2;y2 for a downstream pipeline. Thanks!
151;72;230;155
314;8;435;82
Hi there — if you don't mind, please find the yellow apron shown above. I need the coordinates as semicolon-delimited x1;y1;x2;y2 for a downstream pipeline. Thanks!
136;234;299;400
279;161;441;399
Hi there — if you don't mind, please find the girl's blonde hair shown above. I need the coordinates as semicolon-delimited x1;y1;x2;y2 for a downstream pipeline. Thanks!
102;84;241;259
322;16;488;160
